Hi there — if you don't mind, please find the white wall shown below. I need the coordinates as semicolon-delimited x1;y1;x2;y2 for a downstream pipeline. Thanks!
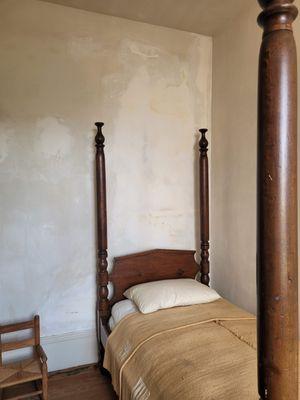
0;0;212;370
211;3;259;315
211;1;300;319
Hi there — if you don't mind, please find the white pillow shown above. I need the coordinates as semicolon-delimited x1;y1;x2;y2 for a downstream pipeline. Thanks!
124;278;220;314
111;299;138;325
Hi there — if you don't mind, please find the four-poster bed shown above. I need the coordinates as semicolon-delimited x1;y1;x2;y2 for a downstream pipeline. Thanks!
95;1;299;398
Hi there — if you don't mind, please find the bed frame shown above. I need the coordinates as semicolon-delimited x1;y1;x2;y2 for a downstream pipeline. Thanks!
95;1;299;398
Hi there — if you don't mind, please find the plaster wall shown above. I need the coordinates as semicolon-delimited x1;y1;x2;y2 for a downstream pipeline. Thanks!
211;1;300;321
0;0;212;369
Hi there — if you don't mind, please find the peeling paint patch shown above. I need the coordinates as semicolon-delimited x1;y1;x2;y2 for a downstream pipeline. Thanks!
35;117;72;159
150;82;190;118
101;73;128;99
125;40;160;59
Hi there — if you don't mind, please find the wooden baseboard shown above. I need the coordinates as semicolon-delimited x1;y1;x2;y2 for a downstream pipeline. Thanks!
49;363;98;377
42;330;98;372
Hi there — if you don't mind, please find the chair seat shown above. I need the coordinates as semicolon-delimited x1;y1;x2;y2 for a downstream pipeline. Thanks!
0;357;42;389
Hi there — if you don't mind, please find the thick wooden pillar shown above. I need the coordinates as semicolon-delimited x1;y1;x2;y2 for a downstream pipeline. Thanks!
257;1;298;398
95;122;109;326
199;129;210;286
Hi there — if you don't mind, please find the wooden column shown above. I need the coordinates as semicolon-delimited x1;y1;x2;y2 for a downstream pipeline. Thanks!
95;122;109;326
199;129;210;286
257;1;298;398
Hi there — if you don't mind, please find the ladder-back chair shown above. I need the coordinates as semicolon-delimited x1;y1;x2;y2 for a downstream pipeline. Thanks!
0;315;48;400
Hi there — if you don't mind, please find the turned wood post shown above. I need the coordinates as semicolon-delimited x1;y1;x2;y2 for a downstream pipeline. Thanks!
199;129;210;286
257;1;298;398
95;122;109;326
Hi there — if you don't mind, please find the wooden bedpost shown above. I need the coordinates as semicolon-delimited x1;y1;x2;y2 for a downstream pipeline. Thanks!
257;1;298;399
95;122;109;327
199;129;210;286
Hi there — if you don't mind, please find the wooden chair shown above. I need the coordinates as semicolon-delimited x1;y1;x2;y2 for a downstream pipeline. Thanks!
0;316;48;400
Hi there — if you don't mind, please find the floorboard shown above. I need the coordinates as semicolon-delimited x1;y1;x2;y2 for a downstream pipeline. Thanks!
2;365;117;400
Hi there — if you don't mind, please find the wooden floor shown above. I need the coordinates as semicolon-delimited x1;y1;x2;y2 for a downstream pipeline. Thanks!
2;365;117;400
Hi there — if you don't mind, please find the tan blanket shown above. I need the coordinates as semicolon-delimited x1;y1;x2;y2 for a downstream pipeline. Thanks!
104;299;262;399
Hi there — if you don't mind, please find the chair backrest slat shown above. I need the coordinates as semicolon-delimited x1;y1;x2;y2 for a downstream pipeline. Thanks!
0;315;40;356
2;338;35;352
0;320;34;334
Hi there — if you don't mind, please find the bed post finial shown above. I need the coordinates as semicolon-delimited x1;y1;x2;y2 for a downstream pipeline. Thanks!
257;1;298;399
95;122;105;148
95;122;109;327
199;129;210;286
199;129;208;154
258;0;298;34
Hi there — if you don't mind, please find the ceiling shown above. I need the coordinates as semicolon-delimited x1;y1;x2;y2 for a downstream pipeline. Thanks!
41;0;252;36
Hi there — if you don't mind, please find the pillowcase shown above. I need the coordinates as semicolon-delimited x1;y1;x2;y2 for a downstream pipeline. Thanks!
109;299;138;331
111;299;138;325
124;278;220;314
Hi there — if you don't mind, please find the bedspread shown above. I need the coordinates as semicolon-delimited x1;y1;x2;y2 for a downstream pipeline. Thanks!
104;298;264;399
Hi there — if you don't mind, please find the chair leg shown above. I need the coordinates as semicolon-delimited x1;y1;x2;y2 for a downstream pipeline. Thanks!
35;380;43;400
42;365;48;400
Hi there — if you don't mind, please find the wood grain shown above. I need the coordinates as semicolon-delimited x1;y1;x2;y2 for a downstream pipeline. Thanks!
3;365;117;400
199;129;210;286
95;122;109;325
257;0;299;398
109;249;199;306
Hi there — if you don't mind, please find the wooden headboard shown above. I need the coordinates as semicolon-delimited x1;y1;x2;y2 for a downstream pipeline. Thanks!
109;249;199;306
